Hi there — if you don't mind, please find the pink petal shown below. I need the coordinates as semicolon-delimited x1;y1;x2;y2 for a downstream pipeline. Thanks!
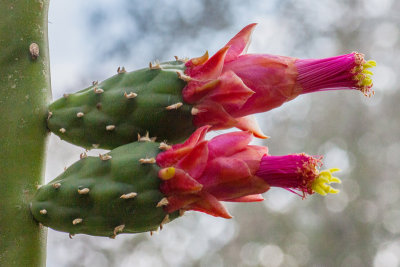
207;70;255;111
197;157;252;187
235;115;269;139
208;130;253;159
224;194;265;202
224;23;257;62
186;192;232;219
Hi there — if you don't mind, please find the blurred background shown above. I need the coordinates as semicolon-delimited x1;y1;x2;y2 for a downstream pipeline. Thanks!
46;0;399;266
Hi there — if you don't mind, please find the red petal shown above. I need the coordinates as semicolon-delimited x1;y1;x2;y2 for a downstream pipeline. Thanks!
235;115;269;139
177;141;209;178
160;168;203;195
156;126;210;167
186;46;230;80
224;194;264;202
224;23;257;62
186;192;232;219
164;195;199;213
192;101;237;129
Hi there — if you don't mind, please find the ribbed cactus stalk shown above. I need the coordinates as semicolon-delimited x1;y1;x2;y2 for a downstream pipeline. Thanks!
0;1;50;266
47;24;375;149
31;126;340;236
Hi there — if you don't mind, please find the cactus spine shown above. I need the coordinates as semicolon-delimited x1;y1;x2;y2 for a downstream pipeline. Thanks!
0;1;50;266
30;141;180;237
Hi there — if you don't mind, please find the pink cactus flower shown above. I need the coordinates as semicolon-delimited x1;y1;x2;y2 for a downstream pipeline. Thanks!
182;24;376;138
156;126;341;218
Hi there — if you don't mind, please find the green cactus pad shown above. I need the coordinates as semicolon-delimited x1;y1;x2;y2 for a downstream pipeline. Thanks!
48;61;195;149
30;141;180;237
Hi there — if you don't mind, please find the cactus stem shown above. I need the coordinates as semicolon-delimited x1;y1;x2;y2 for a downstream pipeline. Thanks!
137;132;156;142
156;197;169;207
106;125;116;131
92;144;100;149
94;87;104;94
124;91;137;99
165;102;183;110
149;61;161;70
69;233;75;239
99;154;112;161
80;152;87;159
92;81;99;86
63;93;69;98
150;231;153;236
117;66;126;74
77;188;90;195
39;209;47;215
159;142;172;150
76;112;84;118
139;157;156;164
120;192;138;199
96;103;102;110
72;218;83;225
111;224;125;238
59;128;66;133
52;183;61;189
176;71;192;82
47;111;53;120
29;43;40;59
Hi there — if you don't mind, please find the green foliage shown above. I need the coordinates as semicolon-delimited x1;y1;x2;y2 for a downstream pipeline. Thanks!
48;61;195;149
31;141;180;237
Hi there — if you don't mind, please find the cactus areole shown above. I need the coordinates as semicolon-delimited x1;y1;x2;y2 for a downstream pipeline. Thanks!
47;23;375;149
30;126;340;237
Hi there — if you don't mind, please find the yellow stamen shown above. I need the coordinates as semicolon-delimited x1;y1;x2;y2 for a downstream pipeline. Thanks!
363;60;377;68
159;167;175;180
311;168;341;196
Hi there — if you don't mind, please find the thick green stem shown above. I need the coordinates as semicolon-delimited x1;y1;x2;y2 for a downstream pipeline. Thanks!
0;1;51;266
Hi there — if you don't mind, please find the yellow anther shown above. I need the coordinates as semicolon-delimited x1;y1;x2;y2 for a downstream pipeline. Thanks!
311;168;341;196
159;167;175;180
362;69;374;75
363;60;377;68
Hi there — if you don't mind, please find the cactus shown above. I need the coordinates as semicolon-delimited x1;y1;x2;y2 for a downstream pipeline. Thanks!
48;24;375;150
30;140;181;237
0;1;50;266
31;126;340;236
48;61;195;149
